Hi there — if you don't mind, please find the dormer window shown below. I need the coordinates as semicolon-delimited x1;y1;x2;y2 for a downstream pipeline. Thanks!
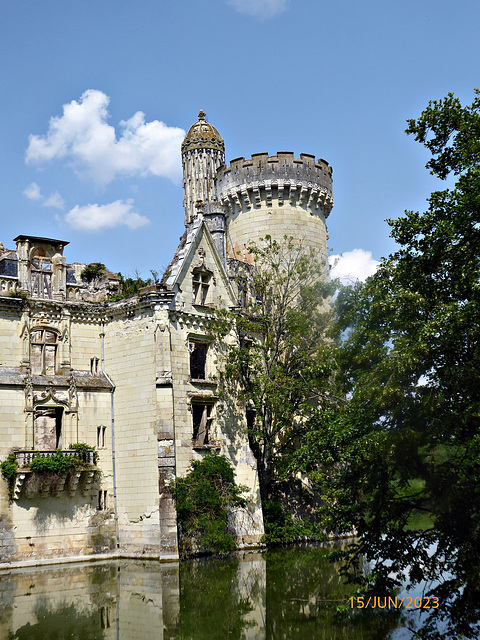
30;329;58;375
192;268;212;306
31;250;53;298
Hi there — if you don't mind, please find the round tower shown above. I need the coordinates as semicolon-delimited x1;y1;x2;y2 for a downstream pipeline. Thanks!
181;111;225;226
216;152;333;267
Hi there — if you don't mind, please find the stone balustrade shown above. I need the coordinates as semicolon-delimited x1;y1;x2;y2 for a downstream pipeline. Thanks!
14;449;96;468
0;275;19;296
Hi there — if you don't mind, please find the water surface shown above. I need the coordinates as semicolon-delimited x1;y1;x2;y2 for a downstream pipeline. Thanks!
0;545;416;639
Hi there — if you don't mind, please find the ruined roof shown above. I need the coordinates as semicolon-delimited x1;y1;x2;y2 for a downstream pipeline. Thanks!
14;235;69;247
181;110;225;154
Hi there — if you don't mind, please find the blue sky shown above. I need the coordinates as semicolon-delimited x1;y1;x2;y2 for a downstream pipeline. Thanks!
1;0;478;281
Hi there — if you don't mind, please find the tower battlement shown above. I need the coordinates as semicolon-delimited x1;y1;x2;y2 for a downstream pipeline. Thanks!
217;152;332;199
216;152;333;218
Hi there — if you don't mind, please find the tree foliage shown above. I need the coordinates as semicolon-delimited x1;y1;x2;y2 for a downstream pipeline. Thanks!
294;91;480;638
214;236;341;508
80;262;106;283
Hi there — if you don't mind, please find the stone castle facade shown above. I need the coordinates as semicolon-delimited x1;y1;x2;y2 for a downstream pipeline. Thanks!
0;112;333;564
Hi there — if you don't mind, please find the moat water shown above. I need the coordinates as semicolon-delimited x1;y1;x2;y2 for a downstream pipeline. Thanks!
0;544;429;639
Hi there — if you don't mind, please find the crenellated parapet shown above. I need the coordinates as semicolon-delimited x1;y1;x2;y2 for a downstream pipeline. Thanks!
216;152;333;217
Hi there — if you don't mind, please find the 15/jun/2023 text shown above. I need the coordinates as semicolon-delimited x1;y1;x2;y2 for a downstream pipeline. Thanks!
349;596;439;610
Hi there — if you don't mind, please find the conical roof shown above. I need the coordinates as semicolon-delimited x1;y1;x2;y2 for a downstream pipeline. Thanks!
181;110;225;153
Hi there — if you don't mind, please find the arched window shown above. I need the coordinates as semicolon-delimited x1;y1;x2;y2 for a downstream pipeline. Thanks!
30;328;57;375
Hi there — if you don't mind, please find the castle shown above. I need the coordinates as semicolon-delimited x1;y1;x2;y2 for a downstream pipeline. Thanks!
0;112;333;563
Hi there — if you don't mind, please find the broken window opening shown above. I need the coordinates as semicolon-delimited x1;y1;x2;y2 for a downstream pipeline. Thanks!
192;402;214;447
30;328;58;375
189;341;208;380
34;407;63;450
30;254;53;299
192;269;212;305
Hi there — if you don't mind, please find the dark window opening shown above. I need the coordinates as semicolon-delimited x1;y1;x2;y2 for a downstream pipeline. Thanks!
98;490;107;510
190;342;208;380
192;403;213;446
34;407;63;450
246;408;256;431
97;426;106;448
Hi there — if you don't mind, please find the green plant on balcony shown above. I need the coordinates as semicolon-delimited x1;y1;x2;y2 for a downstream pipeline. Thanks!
68;442;99;464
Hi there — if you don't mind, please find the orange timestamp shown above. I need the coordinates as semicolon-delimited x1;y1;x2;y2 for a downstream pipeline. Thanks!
349;595;439;610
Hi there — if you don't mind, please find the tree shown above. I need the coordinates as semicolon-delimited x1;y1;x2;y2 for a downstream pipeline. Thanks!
214;236;340;514
294;91;480;638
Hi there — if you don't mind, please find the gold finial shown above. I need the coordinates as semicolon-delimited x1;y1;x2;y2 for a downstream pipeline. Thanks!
198;110;206;120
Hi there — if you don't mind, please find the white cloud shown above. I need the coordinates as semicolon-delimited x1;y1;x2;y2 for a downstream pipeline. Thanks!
23;182;64;209
227;0;288;18
329;249;380;285
43;191;65;210
26;90;185;185
23;182;43;201
65;200;150;232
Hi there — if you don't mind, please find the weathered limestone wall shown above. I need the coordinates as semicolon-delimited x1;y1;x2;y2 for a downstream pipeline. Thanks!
104;303;162;556
0;385;115;562
69;311;103;372
0;304;22;367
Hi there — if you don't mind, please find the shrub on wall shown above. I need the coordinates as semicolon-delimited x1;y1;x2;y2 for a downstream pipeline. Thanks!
171;452;248;557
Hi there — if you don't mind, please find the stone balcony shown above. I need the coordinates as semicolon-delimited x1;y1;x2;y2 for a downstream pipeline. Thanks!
11;449;99;500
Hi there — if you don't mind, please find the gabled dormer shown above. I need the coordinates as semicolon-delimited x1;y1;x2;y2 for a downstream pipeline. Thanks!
14;235;68;301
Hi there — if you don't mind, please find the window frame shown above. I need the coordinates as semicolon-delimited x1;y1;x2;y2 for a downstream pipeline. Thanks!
191;399;217;448
192;267;213;306
30;327;59;375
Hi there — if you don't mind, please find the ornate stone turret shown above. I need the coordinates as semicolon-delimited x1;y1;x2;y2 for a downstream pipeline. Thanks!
181;111;225;226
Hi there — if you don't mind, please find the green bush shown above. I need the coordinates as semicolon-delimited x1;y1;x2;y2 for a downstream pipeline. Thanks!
0;454;19;498
171;452;248;557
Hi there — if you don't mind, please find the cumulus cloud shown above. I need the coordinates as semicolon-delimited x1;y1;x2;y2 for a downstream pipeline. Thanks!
227;0;288;19
65;200;150;232
23;182;65;209
43;191;65;210
23;182;43;201
329;249;380;285
26;90;185;185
